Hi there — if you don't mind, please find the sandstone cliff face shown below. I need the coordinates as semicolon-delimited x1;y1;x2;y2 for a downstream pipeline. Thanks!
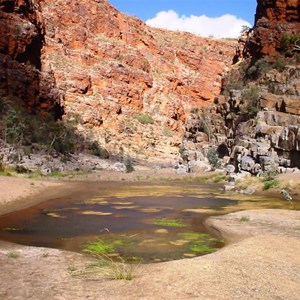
0;0;62;115
247;0;300;58
37;0;236;161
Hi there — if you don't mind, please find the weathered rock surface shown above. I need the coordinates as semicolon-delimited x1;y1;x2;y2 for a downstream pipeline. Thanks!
0;0;62;115
38;0;236;161
179;0;300;176
0;0;237;162
247;0;300;59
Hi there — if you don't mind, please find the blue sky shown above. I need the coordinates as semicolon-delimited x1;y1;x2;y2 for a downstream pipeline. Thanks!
109;0;257;38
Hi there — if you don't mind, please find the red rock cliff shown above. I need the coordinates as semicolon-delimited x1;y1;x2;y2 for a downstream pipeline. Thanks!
1;0;236;160
38;0;236;159
247;0;300;58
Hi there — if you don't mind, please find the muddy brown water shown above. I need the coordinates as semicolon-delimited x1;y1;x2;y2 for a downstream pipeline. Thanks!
0;181;295;263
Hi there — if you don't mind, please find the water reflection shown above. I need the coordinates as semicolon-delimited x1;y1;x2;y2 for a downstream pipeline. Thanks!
0;181;296;262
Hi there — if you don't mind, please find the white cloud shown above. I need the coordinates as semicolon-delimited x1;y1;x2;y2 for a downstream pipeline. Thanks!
146;10;251;38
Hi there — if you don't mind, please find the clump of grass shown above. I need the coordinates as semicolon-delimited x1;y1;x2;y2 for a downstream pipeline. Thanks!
154;218;188;227
207;148;220;169
0;165;15;176
186;173;218;182
213;174;228;183
235;176;260;190
106;257;135;280
81;255;136;280
239;216;250;222
263;179;279;190
7;251;19;259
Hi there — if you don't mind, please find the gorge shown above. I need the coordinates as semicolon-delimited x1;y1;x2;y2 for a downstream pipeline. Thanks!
0;0;300;178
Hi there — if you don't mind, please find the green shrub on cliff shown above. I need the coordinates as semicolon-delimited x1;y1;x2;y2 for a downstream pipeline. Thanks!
136;114;154;125
246;59;271;79
207;148;220;169
241;86;260;118
280;33;300;54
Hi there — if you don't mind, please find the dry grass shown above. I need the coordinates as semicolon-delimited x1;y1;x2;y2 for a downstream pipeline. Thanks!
72;254;137;280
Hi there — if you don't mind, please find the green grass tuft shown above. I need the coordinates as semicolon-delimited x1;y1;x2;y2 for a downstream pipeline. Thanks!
263;179;279;190
83;240;116;254
239;216;250;222
7;251;19;259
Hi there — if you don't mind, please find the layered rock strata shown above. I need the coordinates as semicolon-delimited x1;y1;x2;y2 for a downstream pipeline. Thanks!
38;0;236;161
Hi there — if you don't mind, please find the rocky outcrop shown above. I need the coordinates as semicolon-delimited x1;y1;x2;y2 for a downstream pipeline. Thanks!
178;0;300;176
181;62;300;175
246;0;300;59
0;0;237;167
36;0;236;161
0;0;62;115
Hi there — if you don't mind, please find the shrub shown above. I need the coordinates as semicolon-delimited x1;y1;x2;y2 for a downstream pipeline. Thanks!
88;142;109;159
263;162;279;181
136;114;154;125
190;108;199;114
3;108;28;145
280;33;300;54
240;25;251;34
207;148;220;169
263;179;279;190
272;56;287;72
125;156;134;173
241;86;261;118
246;59;271;79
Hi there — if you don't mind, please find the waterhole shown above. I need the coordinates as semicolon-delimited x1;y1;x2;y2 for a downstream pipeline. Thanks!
0;181;293;263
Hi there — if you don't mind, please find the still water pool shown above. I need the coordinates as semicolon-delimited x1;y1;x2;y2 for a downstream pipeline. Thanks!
0;181;294;263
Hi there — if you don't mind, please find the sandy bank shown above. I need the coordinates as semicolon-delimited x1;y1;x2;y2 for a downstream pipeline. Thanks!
0;176;68;216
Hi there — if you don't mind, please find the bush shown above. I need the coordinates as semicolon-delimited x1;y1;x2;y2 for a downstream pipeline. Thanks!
272;56;287;72
280;33;300;54
241;86;260;118
207;148;220;169
88;142;109;159
263;162;279;181
263;179;279;190
246;59;271;79
190;108;199;114
136;114;154;125
125;157;134;173
3;108;28;145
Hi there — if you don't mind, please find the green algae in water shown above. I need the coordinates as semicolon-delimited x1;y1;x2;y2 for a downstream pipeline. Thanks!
154;218;188;227
189;243;218;254
83;239;130;255
178;232;210;240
